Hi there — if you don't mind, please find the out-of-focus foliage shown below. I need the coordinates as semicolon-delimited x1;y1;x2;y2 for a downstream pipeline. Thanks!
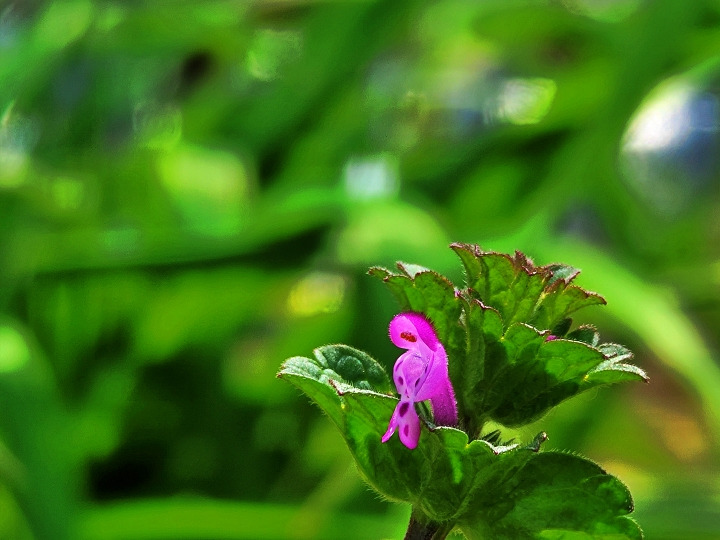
1;0;720;539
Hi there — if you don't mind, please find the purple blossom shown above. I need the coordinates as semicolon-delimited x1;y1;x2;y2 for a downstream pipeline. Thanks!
381;313;458;449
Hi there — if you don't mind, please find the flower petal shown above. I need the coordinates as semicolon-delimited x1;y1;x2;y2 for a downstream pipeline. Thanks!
381;398;421;449
389;312;440;350
394;349;428;399
414;344;449;402
381;405;400;443
429;377;458;426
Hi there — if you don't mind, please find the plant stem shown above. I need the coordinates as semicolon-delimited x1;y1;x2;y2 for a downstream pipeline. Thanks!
404;510;454;540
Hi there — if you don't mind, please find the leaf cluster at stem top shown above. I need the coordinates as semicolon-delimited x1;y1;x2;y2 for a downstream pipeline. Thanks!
369;243;647;437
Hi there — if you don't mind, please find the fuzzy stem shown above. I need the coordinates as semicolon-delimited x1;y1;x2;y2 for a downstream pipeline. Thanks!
404;510;454;540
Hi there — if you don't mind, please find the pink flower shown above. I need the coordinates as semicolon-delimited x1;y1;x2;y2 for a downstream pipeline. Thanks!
381;313;458;449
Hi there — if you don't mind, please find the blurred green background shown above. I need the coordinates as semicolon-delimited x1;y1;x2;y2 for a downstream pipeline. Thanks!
1;0;720;538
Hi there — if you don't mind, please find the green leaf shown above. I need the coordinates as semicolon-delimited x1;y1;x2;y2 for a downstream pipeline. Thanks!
453;296;503;435
279;345;392;429
451;243;607;332
545;263;580;286
315;344;392;393
567;325;601;346
464;324;613;427
452;245;547;329
278;350;641;539
551;317;573;337
531;282;606;333
282;344;392;394
396;262;432;278
457;452;642;540
583;343;648;387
